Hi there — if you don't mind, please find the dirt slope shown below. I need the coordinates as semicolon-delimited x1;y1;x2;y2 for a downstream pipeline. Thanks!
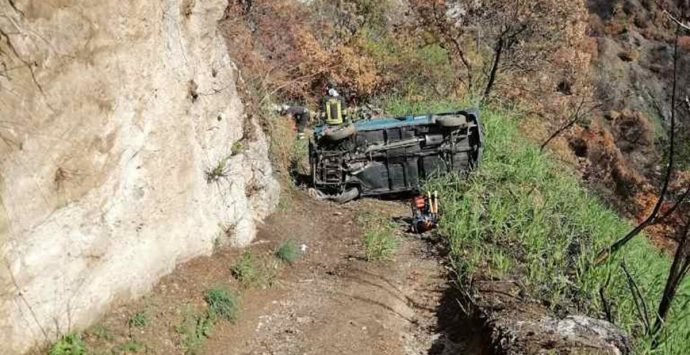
73;192;488;354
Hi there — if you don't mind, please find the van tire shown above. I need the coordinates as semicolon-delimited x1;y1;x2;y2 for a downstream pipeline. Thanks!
436;115;467;128
323;124;356;141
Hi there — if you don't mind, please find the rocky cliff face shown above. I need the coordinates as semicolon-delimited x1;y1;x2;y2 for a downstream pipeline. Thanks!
0;0;279;352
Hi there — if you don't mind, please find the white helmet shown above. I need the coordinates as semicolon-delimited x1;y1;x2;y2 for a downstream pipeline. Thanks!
328;88;340;97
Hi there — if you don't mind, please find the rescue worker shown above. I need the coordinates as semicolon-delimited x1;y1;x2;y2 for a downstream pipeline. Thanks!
322;83;347;126
278;105;311;139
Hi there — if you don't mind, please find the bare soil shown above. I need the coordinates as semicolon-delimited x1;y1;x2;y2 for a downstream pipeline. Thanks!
79;191;490;355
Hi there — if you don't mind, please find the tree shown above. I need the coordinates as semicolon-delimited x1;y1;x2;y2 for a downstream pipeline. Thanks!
408;0;591;105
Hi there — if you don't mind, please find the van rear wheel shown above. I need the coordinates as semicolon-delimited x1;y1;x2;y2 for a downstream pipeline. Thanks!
436;115;467;128
323;124;356;141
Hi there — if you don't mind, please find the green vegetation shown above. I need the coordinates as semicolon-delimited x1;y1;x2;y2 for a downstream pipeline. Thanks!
357;211;399;262
205;158;228;183
127;312;147;328
176;310;214;354
49;333;86;355
177;286;239;355
231;140;243;156
275;239;300;264
90;324;112;341
120;341;145;353
231;251;261;287
423;108;690;353
204;286;240;322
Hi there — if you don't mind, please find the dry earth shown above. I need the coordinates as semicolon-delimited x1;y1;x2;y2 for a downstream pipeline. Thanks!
63;191;489;355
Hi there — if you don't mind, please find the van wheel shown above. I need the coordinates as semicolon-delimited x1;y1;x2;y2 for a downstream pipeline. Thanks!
436;115;467;128
323;124;356;141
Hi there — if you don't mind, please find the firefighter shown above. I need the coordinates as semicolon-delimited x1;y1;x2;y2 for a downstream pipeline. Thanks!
322;83;346;126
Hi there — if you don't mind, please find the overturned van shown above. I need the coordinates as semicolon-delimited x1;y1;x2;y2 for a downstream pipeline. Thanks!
308;110;484;202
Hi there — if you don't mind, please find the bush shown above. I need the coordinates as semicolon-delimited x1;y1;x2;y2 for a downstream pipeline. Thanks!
175;310;214;354
204;287;240;323
275;240;300;264
49;333;86;355
231;252;261;287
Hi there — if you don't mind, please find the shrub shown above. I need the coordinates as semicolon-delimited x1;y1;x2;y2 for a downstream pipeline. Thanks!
231;252;261;287
275;240;300;264
204;287;239;323
49;333;86;355
176;310;214;354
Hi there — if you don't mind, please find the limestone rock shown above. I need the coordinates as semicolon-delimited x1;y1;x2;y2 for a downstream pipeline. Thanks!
0;0;278;352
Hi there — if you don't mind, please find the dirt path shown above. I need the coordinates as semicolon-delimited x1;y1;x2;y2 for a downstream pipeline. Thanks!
80;192;487;354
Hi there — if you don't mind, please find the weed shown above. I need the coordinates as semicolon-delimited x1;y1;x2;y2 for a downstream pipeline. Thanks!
231;251;261;287
120;341;145;353
204;287;239;322
275;240;300;264
357;211;399;262
176;310;214;354
128;312;147;328
90;324;112;341
205;159;229;183
231;140;243;156
49;333;86;355
362;229;399;262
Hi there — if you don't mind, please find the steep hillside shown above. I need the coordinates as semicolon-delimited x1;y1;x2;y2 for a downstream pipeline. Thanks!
0;1;278;352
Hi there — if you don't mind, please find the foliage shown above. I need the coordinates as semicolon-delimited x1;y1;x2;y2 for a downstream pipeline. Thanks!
275;239;301;264
425;109;690;353
120;341;144;353
89;324;112;341
231;140;243;156
231;252;259;287
205;158;229;184
49;333;86;355
176;310;214;354
357;211;399;261
204;287;240;322
128;312;147;328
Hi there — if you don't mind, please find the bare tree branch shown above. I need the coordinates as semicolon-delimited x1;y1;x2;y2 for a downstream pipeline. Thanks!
540;96;600;151
621;261;652;335
595;19;684;263
652;217;690;338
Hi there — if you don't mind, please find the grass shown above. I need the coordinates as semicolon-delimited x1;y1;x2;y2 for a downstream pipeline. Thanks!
423;108;690;353
49;333;86;355
128;312;147;328
120;341;145;353
176;310;214;354
90;324;112;341
275;240;300;264
357;211;399;262
204;286;240;322
231;251;261;287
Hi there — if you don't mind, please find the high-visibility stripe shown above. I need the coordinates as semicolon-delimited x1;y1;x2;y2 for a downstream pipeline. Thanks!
325;98;343;125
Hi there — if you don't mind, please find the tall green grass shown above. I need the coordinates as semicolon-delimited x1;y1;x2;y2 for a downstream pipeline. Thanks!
424;109;690;353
